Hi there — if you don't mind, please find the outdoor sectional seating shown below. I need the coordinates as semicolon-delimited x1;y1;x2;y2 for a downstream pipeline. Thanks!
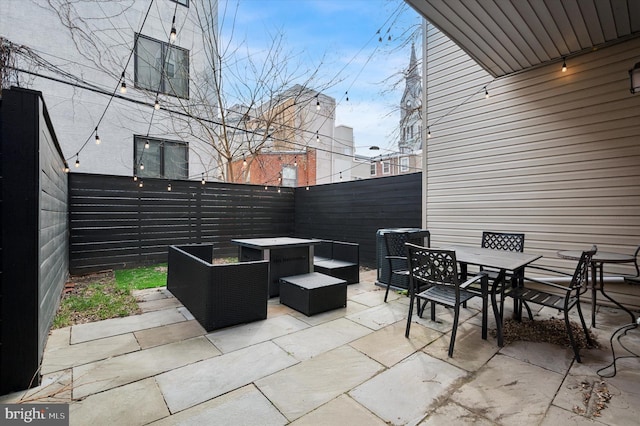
167;243;269;331
312;239;360;284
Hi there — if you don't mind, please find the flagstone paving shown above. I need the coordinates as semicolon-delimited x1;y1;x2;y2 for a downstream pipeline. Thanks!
2;269;639;425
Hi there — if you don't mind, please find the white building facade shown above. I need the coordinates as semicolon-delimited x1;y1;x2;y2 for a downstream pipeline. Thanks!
1;0;218;180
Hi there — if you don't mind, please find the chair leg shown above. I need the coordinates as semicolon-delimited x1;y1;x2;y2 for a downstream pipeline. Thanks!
418;297;429;317
481;294;488;340
405;294;415;338
384;282;391;302
449;306;460;357
522;301;533;320
575;302;594;346
564;309;582;363
430;301;436;321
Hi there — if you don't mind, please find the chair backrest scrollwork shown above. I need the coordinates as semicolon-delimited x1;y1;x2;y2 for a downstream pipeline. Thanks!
481;231;525;252
405;243;459;290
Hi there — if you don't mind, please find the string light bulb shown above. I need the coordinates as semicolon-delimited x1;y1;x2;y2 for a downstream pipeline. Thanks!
144;140;149;149
427;127;431;138
345;91;349;102
167;183;172;191
139;180;143;188
140;162;144;170
294;156;298;167
95;127;101;145
316;131;319;143
154;98;160;110
484;86;490;99
170;15;177;42
133;175;138;182
75;154;80;168
120;72;127;94
64;163;70;173
562;57;567;72
201;173;205;185
243;154;247;167
316;95;320;110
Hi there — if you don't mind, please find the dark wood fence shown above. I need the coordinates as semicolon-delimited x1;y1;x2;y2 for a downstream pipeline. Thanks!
69;174;296;274
294;173;422;268
69;172;422;273
0;88;69;394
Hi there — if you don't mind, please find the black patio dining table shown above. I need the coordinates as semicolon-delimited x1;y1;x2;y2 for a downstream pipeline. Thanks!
231;237;322;297
439;245;543;347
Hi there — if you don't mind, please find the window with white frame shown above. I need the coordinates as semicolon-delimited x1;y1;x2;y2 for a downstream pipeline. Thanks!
400;157;409;172
370;162;376;175
135;34;189;98
282;165;297;187
134;136;188;179
382;161;391;175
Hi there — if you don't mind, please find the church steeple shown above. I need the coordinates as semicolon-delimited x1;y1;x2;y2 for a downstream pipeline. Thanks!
399;42;422;153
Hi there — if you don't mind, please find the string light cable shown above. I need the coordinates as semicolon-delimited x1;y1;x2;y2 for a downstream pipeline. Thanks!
61;0;157;166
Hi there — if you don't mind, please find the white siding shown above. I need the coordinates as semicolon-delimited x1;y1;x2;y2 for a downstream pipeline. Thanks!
425;25;640;307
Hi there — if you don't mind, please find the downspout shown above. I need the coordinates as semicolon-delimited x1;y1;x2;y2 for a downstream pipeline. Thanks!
421;19;428;229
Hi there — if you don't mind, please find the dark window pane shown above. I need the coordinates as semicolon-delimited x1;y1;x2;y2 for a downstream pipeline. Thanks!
135;37;162;92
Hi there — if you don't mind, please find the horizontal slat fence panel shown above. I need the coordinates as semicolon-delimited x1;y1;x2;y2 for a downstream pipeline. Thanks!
294;173;423;268
69;174;295;274
70;173;423;274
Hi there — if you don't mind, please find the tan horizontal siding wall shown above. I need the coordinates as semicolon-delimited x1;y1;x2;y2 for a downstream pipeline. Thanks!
425;24;640;309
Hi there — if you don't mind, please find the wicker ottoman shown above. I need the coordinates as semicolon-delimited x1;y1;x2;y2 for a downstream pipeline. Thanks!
279;272;347;316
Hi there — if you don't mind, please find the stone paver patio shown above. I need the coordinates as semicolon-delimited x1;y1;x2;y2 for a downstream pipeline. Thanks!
2;269;639;425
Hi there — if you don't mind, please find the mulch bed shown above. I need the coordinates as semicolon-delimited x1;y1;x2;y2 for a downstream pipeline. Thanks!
495;317;600;349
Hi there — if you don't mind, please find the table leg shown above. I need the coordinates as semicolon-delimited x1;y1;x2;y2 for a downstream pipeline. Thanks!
598;263;637;325
492;270;506;347
480;274;488;340
591;262;598;328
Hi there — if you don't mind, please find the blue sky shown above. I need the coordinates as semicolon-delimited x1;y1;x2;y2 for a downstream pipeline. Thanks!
219;0;422;156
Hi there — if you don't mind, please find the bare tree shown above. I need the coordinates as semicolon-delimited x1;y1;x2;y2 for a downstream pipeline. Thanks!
161;1;340;182
36;0;340;182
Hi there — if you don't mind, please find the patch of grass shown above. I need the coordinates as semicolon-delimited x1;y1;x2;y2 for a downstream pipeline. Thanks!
114;264;168;291
53;272;139;329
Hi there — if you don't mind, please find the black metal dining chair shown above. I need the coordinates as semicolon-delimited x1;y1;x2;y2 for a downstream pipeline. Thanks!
404;243;488;357
383;231;431;302
462;232;526;312
470;231;525;306
503;247;597;363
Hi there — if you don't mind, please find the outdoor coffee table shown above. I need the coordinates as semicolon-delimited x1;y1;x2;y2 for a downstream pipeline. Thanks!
279;272;347;316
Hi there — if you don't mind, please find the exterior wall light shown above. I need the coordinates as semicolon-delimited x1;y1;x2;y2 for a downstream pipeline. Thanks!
630;62;640;94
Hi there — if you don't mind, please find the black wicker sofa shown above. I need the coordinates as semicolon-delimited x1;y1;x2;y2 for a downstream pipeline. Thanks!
167;244;269;331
